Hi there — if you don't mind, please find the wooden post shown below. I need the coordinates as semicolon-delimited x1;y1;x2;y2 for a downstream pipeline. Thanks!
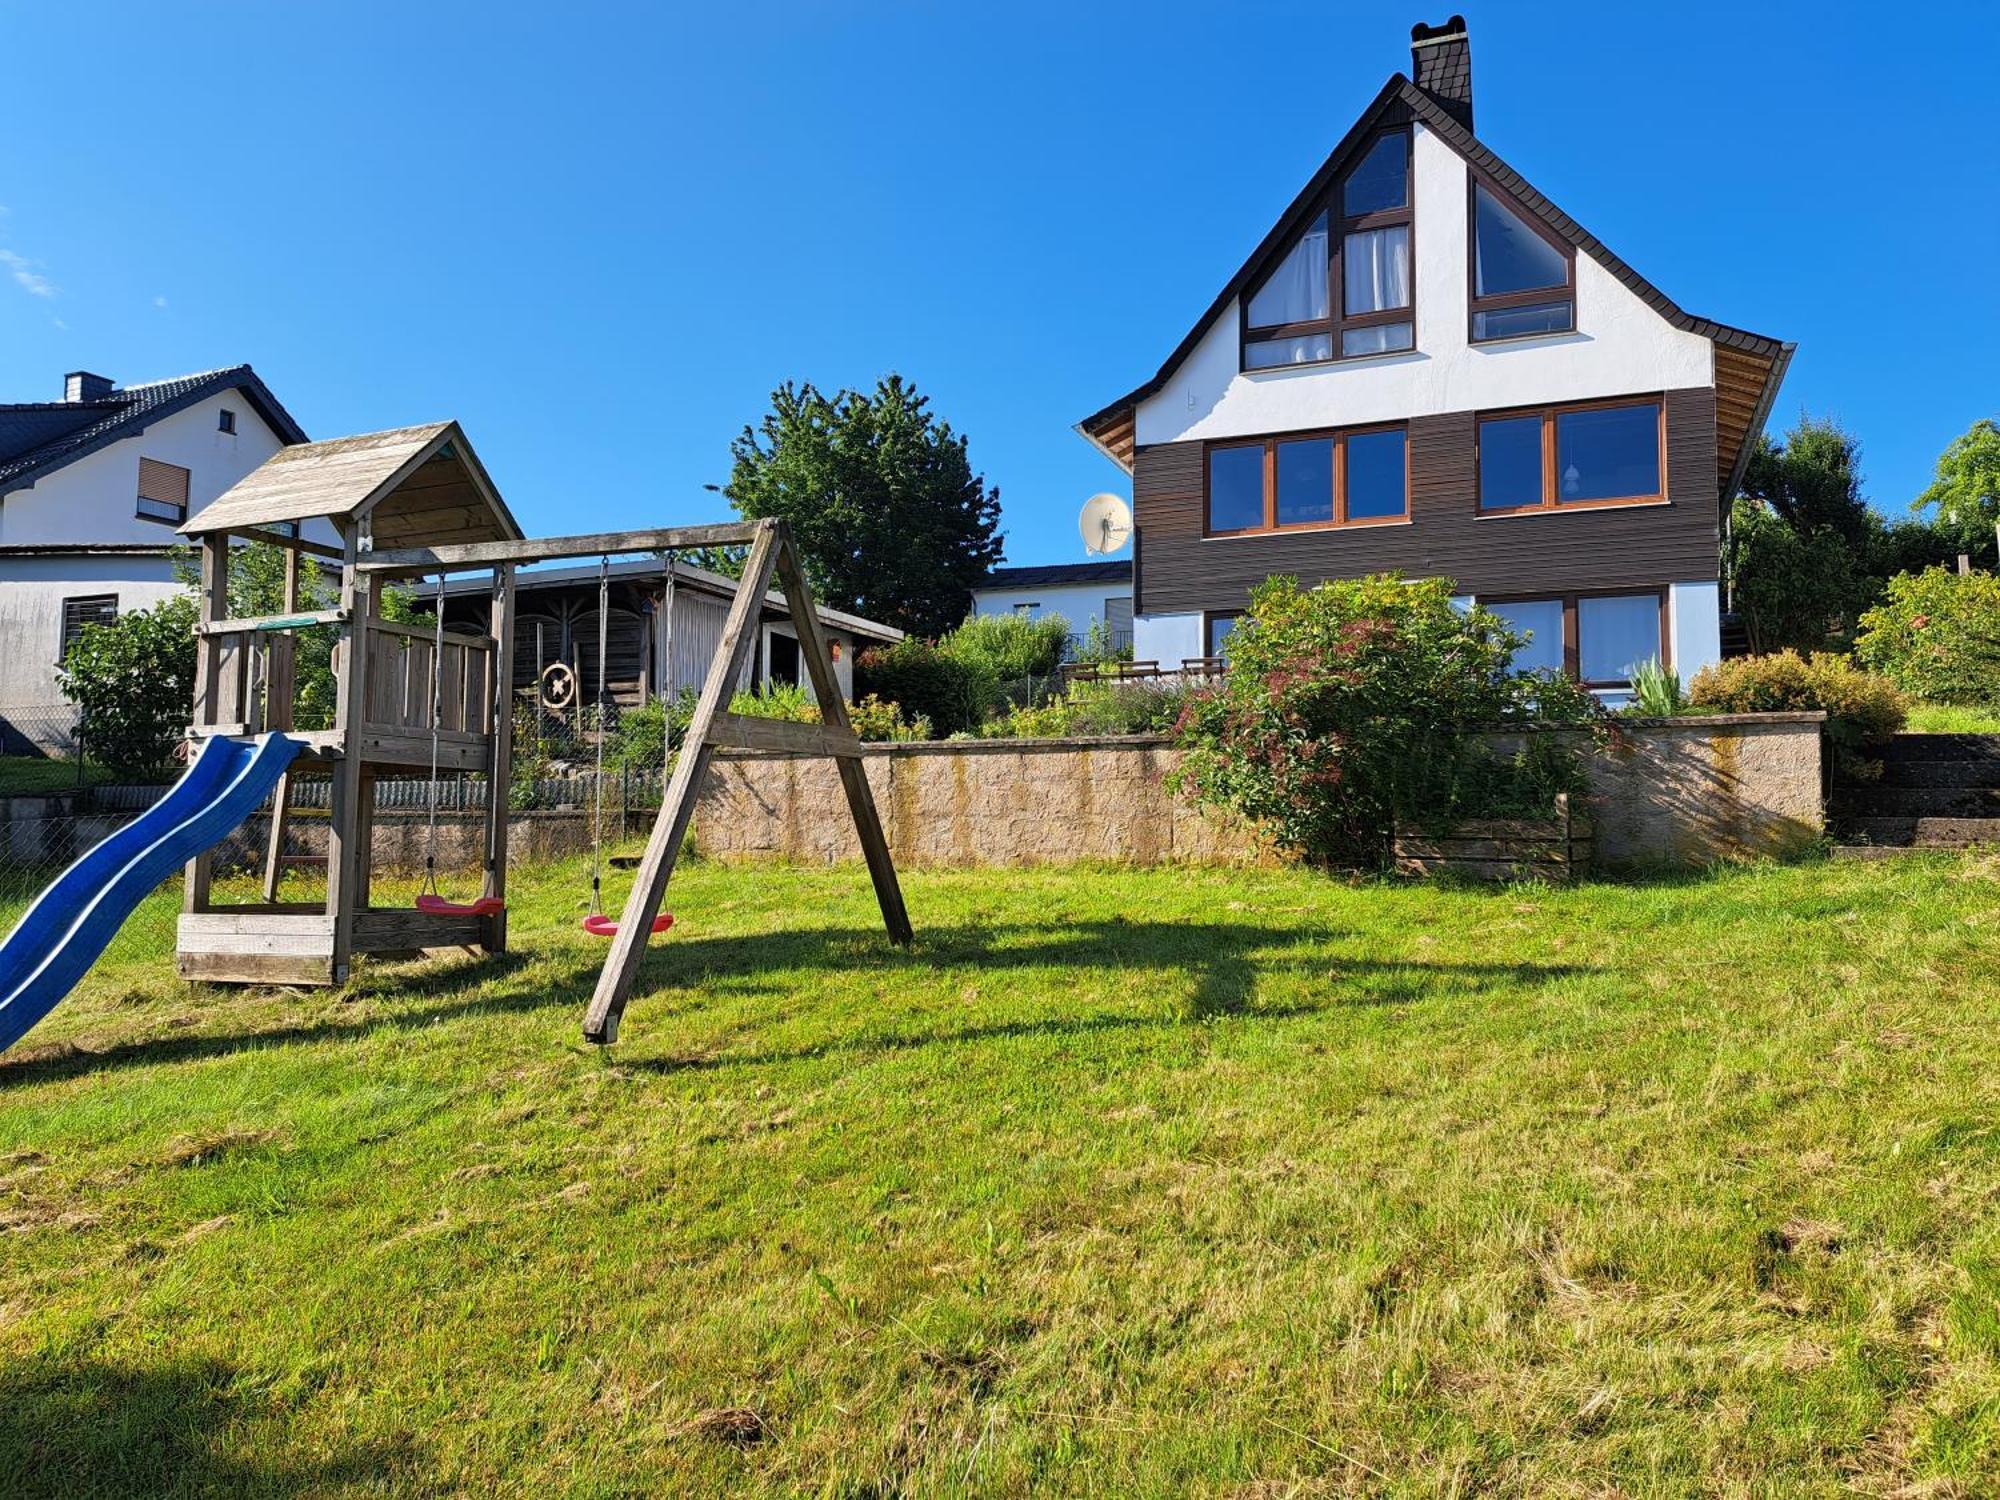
261;546;303;902
482;564;516;952
183;534;230;914
325;553;373;984
582;523;781;1043
772;536;911;945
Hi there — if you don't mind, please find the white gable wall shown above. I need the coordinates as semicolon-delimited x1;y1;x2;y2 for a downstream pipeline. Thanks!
0;386;320;731
1135;123;1713;447
0;388;290;546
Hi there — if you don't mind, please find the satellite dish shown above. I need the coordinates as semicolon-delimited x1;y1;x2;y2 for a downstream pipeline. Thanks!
1079;493;1133;556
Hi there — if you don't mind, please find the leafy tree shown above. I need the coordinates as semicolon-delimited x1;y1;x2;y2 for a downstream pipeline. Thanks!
721;376;1004;637
57;594;199;777
1912;418;2000;564
1727;496;1869;654
1739;415;1871;548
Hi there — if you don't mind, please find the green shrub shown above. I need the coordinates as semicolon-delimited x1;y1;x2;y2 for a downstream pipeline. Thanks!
939;611;1071;680
602;692;696;774
984;680;1192;739
847;693;931;742
57;594;199;777
1688;650;1906;778
1853;567;2000;705
1167;574;1604;868
728;683;820;722
1073;616;1134;666
1625;657;1689;718
854;637;992;737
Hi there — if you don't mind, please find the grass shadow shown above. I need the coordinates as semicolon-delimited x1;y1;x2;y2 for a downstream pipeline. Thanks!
0;1354;423;1498
2;920;1592;1089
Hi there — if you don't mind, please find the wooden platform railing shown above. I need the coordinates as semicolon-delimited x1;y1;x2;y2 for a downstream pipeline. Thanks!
358;620;496;738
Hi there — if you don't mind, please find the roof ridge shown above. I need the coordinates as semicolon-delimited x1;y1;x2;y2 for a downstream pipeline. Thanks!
116;364;250;392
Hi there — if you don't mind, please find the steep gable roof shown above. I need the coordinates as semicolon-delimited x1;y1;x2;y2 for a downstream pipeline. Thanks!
1077;77;1792;505
978;561;1132;590
186;421;524;551
0;366;307;496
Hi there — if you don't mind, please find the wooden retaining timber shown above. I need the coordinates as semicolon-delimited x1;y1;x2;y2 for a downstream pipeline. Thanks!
1393;794;1591;882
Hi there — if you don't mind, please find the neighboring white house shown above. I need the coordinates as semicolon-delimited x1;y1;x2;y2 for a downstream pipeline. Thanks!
0;367;308;748
969;561;1133;655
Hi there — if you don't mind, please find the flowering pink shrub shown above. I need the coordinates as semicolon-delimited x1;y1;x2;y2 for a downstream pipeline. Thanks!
1167;574;1603;867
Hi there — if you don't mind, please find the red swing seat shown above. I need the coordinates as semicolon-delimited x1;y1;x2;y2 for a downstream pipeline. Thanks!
582;912;674;938
415;893;506;918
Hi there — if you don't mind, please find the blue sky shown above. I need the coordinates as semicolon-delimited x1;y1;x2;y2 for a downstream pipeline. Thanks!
1;1;1993;565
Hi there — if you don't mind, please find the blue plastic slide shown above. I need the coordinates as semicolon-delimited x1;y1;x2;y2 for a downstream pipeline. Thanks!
0;732;302;1055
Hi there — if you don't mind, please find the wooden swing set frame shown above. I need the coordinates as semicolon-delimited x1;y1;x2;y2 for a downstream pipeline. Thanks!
177;423;909;1045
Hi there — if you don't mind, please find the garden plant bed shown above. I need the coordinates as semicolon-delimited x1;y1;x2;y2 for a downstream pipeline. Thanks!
1393;793;1591;882
5;851;2000;1492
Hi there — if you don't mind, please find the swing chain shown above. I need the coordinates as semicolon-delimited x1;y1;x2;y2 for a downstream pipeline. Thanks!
588;556;610;917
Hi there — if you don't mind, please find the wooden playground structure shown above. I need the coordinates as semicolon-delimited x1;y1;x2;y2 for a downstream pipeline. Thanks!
176;422;911;1044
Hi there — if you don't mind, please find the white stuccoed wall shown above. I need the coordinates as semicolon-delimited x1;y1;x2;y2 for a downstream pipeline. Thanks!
1668;581;1722;685
1134;612;1202;669
0;386;317;719
0;555;185;717
0;389;289;546
1135;124;1715;447
969;581;1132;635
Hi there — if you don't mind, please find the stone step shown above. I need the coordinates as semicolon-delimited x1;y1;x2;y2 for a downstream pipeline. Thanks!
1880;733;2000;765
1856;758;2000;789
1833;785;2000;818
1830;843;1947;860
1832;815;2000;848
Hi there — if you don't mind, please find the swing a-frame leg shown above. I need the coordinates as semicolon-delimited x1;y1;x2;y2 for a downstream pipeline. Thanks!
581;519;910;1044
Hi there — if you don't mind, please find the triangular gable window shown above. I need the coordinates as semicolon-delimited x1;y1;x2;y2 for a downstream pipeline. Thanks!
1241;126;1414;370
1469;179;1575;342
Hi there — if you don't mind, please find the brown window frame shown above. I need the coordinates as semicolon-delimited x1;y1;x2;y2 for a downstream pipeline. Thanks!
1203;424;1411;537
1474;396;1667;516
135;456;191;526
1202;609;1244;661
1240;125;1416;371
1465;167;1576;344
1481;588;1669;689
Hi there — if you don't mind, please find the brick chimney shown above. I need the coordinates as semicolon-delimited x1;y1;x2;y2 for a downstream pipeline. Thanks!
63;371;114;403
1411;16;1472;132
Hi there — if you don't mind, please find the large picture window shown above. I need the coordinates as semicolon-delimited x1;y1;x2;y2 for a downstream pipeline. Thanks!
1482;590;1665;688
1205;426;1408;535
1477;399;1664;514
1242;128;1413;370
1468;175;1575;343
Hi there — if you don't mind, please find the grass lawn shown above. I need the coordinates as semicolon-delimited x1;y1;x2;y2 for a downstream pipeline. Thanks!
0;755;117;796
6;851;2000;1496
1903;702;2000;736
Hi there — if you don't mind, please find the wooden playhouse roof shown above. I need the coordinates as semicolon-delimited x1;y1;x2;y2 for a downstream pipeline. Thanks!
184;421;524;550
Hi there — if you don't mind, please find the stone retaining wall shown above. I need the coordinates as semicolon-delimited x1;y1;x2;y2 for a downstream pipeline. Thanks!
0;715;1825;877
694;714;1826;871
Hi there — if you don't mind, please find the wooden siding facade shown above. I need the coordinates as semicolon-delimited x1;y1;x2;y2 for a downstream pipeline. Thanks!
1133;386;1719;618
